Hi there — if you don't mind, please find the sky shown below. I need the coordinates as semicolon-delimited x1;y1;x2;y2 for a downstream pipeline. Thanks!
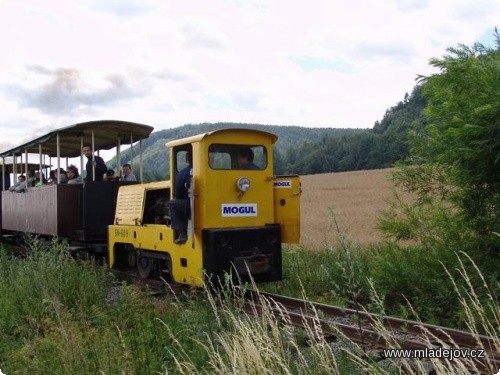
0;0;498;152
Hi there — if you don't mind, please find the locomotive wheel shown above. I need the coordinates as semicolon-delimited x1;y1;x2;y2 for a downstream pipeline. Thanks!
137;253;154;279
159;255;174;283
126;249;136;268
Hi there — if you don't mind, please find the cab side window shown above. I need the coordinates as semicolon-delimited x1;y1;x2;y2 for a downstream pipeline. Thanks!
208;144;267;170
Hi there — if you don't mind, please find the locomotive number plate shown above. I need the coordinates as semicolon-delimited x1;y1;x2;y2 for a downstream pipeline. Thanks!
114;228;130;238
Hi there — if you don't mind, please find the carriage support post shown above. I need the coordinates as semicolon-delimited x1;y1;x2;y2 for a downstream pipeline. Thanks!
117;137;121;177
57;133;61;183
24;148;28;184
39;144;42;184
91;129;95;181
139;139;143;183
2;156;5;191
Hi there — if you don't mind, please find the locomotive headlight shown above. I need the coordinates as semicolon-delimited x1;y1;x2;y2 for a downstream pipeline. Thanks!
236;177;250;192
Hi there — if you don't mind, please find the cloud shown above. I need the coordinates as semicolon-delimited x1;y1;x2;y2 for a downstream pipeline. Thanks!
34;68;80;111
88;0;155;17
26;65;53;76
394;0;428;12
290;56;357;73
0;0;498;148
0;141;16;153
182;25;227;51
230;91;263;111
228;0;268;9
4;67;149;115
353;41;417;63
452;0;500;23
154;68;191;83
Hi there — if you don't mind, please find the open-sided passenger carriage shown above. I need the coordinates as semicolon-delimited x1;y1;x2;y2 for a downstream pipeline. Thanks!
0;120;153;249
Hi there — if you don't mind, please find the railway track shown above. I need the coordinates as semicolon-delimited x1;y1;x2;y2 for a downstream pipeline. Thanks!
110;269;190;297
111;271;499;374
241;289;500;374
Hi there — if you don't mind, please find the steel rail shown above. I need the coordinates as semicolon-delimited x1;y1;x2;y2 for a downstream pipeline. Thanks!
93;272;500;373
111;269;189;296
246;290;498;352
242;289;500;374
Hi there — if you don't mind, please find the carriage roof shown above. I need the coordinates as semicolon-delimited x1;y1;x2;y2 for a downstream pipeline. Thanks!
0;120;154;158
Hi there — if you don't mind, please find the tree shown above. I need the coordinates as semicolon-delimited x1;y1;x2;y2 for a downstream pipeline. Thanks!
416;30;500;237
380;29;500;259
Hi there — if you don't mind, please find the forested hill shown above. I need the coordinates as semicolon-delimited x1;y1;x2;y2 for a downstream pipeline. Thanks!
285;85;427;175
111;85;426;181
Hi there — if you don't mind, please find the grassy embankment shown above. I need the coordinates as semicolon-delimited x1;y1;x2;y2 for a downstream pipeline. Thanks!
0;235;498;374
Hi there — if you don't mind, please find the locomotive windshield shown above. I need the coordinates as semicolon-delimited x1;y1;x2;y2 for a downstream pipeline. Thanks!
208;144;267;170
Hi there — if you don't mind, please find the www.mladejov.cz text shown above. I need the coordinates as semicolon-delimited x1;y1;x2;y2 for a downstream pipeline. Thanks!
383;347;485;361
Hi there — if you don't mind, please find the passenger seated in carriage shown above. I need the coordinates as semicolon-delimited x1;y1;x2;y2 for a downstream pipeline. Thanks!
66;165;83;184
47;170;57;185
9;175;26;191
57;168;68;184
12;170;35;192
47;168;68;184
120;163;136;182
34;171;47;187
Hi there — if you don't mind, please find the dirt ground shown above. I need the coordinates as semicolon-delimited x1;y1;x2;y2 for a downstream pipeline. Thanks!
299;168;409;249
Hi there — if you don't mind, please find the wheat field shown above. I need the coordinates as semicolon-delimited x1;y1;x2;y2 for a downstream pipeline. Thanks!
299;168;409;248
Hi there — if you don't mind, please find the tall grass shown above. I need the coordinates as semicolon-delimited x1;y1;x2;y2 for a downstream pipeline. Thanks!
0;238;498;374
0;240;214;374
166;258;499;374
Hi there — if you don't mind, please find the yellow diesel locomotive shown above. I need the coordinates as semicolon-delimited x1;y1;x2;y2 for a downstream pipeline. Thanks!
109;128;300;287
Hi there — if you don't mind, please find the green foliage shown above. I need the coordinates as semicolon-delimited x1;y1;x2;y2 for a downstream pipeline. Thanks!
368;244;463;324
377;163;470;247
381;34;500;291
376;30;500;326
419;41;500;183
262;243;372;307
410;31;500;241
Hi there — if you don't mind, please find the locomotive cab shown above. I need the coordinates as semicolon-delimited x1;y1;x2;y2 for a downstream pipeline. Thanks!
109;128;301;287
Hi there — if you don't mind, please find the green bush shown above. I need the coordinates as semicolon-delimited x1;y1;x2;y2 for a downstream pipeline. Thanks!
262;242;372;308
